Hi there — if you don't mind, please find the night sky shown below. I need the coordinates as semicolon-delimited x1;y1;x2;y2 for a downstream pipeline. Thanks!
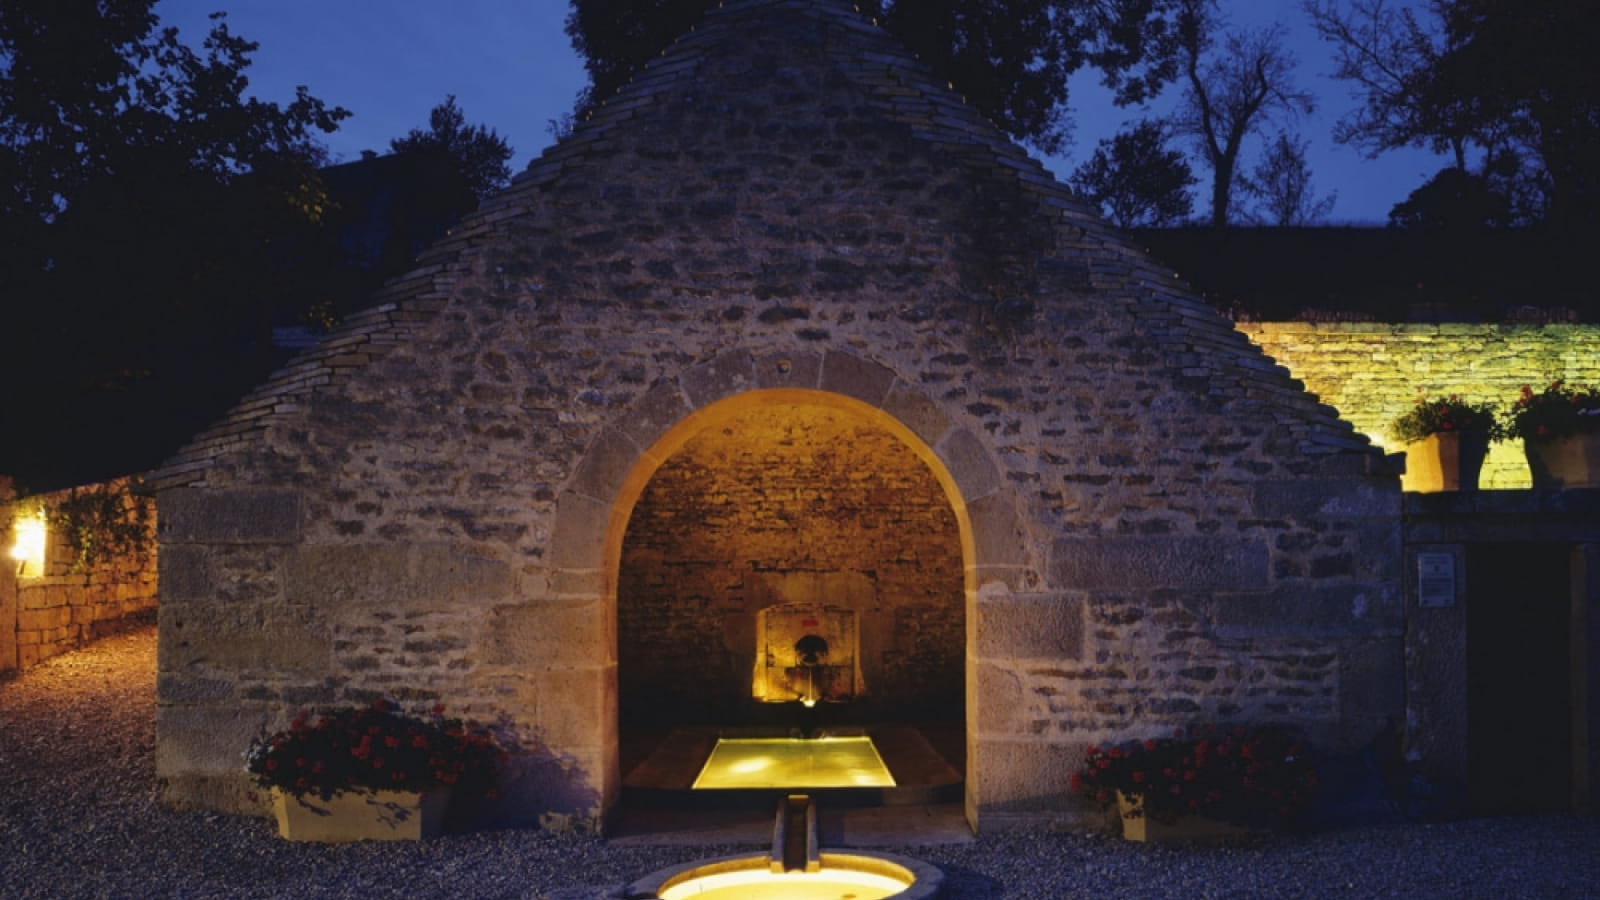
152;0;1451;223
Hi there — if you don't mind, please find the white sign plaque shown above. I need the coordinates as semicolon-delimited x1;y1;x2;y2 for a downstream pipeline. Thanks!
1417;552;1456;608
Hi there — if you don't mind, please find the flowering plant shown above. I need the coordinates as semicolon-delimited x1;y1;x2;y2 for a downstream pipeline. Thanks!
1388;393;1503;444
1071;724;1319;827
1505;379;1600;441
245;699;505;800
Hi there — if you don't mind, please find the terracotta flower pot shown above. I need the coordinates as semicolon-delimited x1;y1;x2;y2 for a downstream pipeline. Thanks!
1524;434;1600;489
1403;431;1491;492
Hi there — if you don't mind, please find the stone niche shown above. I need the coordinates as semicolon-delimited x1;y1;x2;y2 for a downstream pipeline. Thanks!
617;401;964;727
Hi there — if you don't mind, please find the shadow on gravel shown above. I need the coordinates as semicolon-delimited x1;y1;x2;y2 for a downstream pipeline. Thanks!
935;864;1004;899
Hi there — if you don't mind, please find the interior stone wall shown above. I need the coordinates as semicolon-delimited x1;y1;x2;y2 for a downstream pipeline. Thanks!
617;402;963;724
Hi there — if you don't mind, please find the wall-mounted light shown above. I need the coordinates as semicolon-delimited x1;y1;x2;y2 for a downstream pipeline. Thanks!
10;514;46;577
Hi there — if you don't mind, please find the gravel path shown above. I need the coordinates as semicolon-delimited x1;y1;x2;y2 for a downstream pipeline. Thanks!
1;625;1596;899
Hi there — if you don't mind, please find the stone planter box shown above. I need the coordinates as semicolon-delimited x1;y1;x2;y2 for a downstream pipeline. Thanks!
271;787;450;842
1115;791;1247;844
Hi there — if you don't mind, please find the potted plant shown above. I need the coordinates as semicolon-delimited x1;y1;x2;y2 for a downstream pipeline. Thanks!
1071;724;1319;842
1388;393;1502;492
1505;379;1600;489
245;698;505;842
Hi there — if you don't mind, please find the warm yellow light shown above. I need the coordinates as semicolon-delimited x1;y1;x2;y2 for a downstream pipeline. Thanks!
10;515;46;576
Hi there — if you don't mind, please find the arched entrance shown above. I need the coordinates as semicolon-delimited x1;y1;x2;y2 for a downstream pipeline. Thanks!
605;387;973;815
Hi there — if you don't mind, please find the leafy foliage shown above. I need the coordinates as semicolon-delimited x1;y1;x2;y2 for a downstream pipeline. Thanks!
1072;724;1320;827
1307;0;1600;228
565;0;1192;154
245;699;507;800
0;2;348;489
1505;380;1600;442
1388;393;1502;444
1070;120;1195;226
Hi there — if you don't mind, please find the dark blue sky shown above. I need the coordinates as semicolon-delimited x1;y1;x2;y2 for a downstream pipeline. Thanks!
154;0;1450;225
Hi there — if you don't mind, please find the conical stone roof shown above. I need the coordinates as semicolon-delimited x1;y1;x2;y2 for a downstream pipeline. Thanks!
151;0;1376;492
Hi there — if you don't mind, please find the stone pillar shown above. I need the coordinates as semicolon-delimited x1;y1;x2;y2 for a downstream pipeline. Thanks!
1402;543;1469;791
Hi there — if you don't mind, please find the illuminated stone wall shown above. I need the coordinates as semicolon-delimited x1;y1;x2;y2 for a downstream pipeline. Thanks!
1239;323;1600;489
618;402;963;723
0;477;157;673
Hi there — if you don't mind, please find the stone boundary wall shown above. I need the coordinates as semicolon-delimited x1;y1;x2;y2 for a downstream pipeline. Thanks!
1238;323;1600;489
0;477;158;672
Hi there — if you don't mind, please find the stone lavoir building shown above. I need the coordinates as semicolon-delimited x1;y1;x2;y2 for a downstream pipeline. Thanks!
150;0;1406;832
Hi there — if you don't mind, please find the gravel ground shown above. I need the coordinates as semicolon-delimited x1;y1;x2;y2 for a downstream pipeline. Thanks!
2;624;1596;899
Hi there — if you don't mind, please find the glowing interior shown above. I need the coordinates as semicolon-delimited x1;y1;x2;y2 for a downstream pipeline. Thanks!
692;737;896;789
657;865;909;900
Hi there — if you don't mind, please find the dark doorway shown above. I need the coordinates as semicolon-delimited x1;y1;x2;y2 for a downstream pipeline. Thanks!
1467;543;1573;814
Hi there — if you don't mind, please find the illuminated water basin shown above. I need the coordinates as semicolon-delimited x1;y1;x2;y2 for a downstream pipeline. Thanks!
692;736;896;789
637;851;942;900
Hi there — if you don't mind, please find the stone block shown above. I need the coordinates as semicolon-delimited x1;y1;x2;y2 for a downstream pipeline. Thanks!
974;663;1024;734
1252;478;1401;520
156;544;215;605
284;543;510;612
976;588;1083;660
156;673;236;703
550;491;611;571
1049;536;1269;591
753;350;823;390
939;428;1001;500
966;494;1027;569
882;380;953;452
613;380;692;458
1212;584;1402;638
159;488;301;544
485;600;612;667
159;616;332;672
568;428;642;503
1338;638;1405;735
680;350;756;407
819;350;895;406
155;704;270;777
536;664;616;750
968;737;1083;813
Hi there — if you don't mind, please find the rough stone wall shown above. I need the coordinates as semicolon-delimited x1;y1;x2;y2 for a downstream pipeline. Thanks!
0;477;157;673
151;0;1404;831
1240;323;1600;488
618;403;963;722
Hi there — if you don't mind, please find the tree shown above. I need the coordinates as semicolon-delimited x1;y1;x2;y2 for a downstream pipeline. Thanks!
1069;120;1196;227
0;2;347;488
1306;0;1600;227
1243;132;1336;226
1434;0;1600;227
1173;1;1314;228
1388;165;1514;230
389;95;513;203
565;0;1192;154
